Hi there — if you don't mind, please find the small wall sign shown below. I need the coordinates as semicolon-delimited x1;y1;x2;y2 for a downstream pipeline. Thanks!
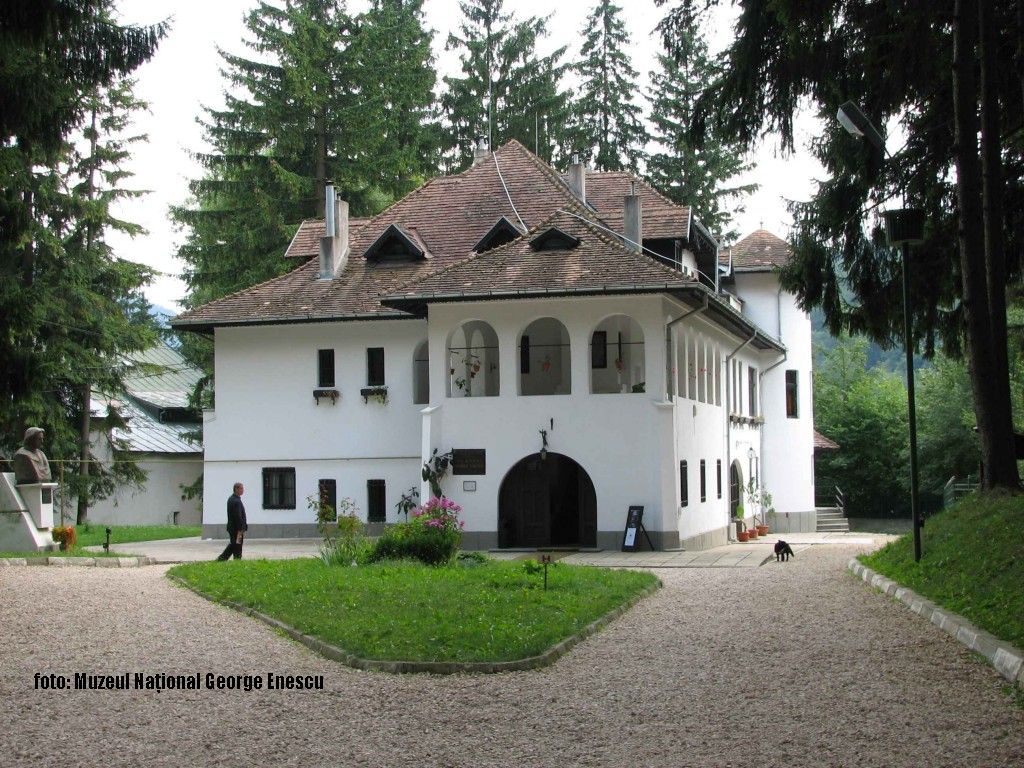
452;449;486;475
462;481;477;492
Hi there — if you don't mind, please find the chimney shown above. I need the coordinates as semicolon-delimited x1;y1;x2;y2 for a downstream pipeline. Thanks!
567;154;586;204
624;181;642;253
319;181;349;279
473;134;489;164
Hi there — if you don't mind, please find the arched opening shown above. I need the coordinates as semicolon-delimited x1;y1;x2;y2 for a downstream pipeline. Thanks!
518;317;571;396
591;315;645;394
412;340;429;404
729;460;744;518
446;321;499;397
498;453;597;548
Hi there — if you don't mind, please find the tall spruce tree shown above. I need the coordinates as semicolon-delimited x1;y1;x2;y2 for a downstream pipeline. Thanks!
441;0;570;170
657;0;1023;490
572;0;647;172
0;1;164;471
174;0;438;312
647;41;755;242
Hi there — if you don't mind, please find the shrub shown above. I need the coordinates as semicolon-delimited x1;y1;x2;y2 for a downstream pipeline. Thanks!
369;497;463;566
314;496;365;568
51;526;76;551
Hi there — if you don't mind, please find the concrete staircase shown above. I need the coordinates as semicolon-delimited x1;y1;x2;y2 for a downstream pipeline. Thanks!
815;506;850;533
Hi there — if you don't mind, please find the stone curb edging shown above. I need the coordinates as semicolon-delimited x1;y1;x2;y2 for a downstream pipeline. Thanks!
848;558;1024;685
0;556;155;568
168;573;662;675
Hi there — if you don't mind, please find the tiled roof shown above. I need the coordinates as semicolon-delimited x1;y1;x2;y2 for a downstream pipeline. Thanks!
172;141;701;332
730;229;792;271
814;429;840;451
285;217;370;260
570;170;691;240
383;209;695;309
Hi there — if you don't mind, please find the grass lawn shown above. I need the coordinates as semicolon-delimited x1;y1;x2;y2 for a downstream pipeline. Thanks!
859;491;1024;649
169;558;658;663
0;524;199;558
75;524;201;547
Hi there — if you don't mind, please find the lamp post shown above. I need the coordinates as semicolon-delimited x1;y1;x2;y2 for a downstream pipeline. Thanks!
837;101;924;562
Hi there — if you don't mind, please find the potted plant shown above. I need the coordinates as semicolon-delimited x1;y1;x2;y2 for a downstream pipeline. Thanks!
737;529;750;542
732;504;745;539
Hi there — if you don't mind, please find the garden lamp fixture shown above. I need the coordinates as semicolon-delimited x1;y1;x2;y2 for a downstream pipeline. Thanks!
837;101;924;562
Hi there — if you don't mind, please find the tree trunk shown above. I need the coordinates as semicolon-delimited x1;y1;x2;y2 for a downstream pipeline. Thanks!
979;0;1020;488
314;106;327;218
953;0;1007;491
76;383;90;525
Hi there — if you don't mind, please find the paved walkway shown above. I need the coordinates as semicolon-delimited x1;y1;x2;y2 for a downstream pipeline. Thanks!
2;544;1021;767
93;531;890;567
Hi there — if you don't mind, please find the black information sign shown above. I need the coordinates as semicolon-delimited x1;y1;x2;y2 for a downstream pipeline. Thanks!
452;449;486;475
622;506;644;551
621;505;654;552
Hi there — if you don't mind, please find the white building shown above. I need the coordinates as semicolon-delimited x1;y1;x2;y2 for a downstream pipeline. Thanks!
80;343;204;527
172;141;815;549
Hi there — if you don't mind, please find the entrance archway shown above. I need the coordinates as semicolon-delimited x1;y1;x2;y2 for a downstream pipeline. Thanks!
729;460;743;518
498;453;597;548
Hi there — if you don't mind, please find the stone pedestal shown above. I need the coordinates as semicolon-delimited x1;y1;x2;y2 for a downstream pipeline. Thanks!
0;473;57;552
17;482;58;529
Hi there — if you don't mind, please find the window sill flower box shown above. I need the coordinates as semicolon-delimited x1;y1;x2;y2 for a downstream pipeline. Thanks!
313;389;340;405
360;386;389;405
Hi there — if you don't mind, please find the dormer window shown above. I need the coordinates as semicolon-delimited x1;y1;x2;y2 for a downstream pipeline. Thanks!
474;216;525;253
529;227;581;251
363;224;426;263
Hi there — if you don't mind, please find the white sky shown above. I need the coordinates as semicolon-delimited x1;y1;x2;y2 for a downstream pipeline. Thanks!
111;0;825;312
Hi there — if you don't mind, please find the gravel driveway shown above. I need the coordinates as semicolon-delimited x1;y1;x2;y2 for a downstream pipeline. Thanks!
1;544;1021;768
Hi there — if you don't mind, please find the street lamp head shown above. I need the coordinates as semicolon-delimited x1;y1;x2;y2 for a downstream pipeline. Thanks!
837;100;886;154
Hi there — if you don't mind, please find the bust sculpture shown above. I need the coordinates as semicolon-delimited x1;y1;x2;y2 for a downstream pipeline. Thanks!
12;427;51;484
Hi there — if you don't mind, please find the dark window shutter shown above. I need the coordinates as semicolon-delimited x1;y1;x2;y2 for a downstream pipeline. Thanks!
367;348;385;386
520;335;530;374
680;461;688;507
700;460;706;502
318;349;335;388
591;330;607;368
716;460;722;498
786;369;799;417
318;479;337;519
367;479;386;522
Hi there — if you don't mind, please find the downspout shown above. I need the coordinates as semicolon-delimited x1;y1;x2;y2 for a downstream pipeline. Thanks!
725;331;757;533
665;294;709;399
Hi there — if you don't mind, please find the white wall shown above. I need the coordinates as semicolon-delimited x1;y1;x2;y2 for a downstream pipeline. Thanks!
203;320;426;529
83;455;203;526
733;272;816;516
426;296;677;542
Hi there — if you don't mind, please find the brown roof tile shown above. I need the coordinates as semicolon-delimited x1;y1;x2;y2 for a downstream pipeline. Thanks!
383;209;695;309
730;229;792;270
172;141;698;331
285;217;370;259
577;170;691;240
814;429;840;451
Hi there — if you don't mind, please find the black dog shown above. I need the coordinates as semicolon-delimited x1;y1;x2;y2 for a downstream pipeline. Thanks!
774;540;795;562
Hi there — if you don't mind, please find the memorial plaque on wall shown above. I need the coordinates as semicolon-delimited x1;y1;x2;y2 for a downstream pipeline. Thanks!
452;449;486;475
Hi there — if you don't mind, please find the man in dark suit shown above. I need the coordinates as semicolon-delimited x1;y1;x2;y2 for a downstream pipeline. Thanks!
216;482;247;560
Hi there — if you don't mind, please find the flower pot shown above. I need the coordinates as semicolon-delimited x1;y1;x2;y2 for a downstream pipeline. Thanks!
737;531;749;542
747;527;758;539
757;525;769;536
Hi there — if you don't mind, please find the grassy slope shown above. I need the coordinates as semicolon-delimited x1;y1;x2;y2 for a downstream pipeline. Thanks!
170;559;657;663
859;492;1024;648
